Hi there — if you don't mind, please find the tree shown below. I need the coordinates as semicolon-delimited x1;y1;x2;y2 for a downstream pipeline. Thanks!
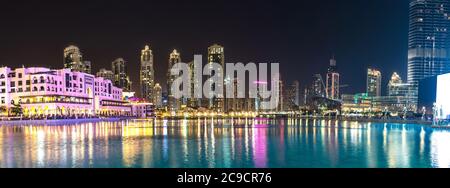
10;104;23;116
0;106;6;116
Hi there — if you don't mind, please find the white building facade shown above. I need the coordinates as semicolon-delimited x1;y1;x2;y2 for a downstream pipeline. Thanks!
0;67;131;117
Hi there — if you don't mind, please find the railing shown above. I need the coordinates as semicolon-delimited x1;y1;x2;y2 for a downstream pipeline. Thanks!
21;101;91;105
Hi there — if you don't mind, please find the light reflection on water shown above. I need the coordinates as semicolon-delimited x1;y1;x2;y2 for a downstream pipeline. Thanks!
0;118;449;168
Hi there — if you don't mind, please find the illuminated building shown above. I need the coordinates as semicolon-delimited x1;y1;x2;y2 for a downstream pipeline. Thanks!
127;98;154;118
112;58;132;92
167;49;181;111
153;83;162;108
63;45;91;74
311;74;325;97
367;68;381;97
342;71;417;114
83;61;92;74
253;81;270;112
276;77;284;112
407;0;450;84
187;60;201;108
341;93;416;114
435;73;450;119
283;81;300;111
207;44;225;112
292;80;300;106
122;91;135;100
222;76;258;112
96;68;114;82
140;45;155;102
326;57;340;100
0;66;131;117
388;72;416;97
341;93;372;113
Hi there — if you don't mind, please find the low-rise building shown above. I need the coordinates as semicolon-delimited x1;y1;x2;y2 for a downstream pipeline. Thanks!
0;66;131;117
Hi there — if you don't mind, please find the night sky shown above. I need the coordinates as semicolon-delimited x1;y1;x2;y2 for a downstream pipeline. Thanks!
0;0;409;96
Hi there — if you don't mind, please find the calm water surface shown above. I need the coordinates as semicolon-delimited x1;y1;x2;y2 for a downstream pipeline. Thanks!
1;118;449;168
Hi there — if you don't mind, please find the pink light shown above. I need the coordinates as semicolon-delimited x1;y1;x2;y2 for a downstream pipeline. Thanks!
253;81;268;85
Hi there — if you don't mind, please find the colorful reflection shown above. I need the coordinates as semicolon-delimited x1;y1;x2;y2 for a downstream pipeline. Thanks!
0;118;447;168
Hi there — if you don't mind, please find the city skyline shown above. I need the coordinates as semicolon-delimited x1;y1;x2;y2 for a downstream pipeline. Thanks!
0;0;412;96
2;0;450;174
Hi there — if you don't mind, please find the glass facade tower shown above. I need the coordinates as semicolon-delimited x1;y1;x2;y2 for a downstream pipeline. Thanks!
407;0;450;84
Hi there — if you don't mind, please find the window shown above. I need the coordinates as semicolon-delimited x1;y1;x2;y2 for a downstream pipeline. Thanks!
33;87;37;91
10;88;15;93
0;81;4;86
18;88;23;92
18;73;22;78
33;77;38;84
18;81;23;86
40;76;45;83
10;81;15;87
0;74;4;79
26;80;30;85
0;89;5;93
26;87;30;92
40;86;45;91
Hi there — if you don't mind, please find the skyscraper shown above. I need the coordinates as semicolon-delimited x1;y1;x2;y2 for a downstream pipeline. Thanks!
112;58;132;92
167;49;181;111
367;68;382;97
325;57;340;100
63;45;91;74
283;81;300;111
312;74;325;97
187;60;201;108
207;44;225;112
96;68;114;82
407;0;450;84
388;72;415;97
153;83;162;108
140;45;155;102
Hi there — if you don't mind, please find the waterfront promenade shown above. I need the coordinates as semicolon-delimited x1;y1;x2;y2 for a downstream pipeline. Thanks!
296;116;433;126
0;114;440;128
0;117;132;125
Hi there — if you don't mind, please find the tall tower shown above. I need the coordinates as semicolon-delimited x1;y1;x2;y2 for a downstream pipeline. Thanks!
367;68;382;97
207;44;225;112
408;0;450;84
64;45;90;73
187;60;201;108
292;80;300;106
153;83;162;108
140;45;154;102
325;57;340;100
167;49;181;111
112;58;132;92
312;74;325;97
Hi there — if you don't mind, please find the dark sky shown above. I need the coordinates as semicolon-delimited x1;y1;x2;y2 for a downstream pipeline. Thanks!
0;0;409;96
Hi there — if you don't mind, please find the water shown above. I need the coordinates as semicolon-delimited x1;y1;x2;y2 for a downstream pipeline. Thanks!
0;118;449;168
